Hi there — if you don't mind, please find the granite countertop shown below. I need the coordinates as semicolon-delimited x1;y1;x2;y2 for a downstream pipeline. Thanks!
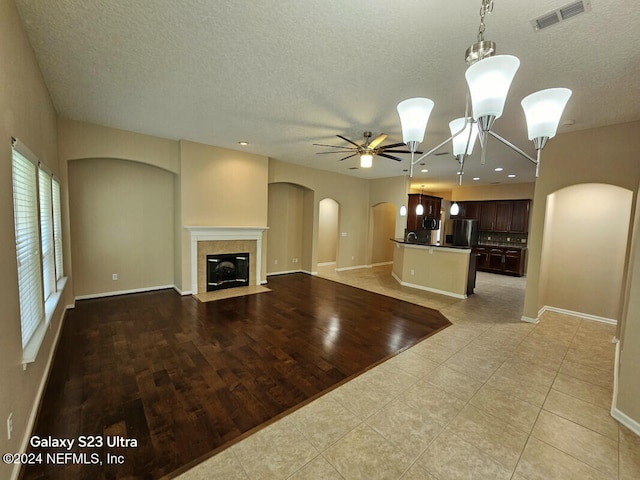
392;239;472;250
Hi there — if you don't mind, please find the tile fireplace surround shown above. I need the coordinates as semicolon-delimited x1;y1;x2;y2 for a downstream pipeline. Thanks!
186;226;268;295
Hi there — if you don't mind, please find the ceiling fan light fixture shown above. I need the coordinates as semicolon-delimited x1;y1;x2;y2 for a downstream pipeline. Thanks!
397;98;435;150
360;153;373;168
521;87;573;143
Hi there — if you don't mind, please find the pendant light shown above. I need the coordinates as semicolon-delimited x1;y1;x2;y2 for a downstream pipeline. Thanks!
450;202;460;216
416;185;425;215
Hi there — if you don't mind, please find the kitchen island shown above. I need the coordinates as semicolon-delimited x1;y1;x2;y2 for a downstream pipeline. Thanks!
391;239;476;298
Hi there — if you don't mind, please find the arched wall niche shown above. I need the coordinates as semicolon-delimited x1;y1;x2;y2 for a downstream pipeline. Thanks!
538;183;633;322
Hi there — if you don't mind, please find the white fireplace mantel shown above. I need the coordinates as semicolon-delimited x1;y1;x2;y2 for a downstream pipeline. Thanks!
185;226;268;295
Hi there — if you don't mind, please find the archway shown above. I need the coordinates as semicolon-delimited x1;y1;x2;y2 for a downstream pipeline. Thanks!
539;183;633;322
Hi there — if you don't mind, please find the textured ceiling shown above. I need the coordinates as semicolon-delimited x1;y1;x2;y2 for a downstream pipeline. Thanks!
14;0;640;189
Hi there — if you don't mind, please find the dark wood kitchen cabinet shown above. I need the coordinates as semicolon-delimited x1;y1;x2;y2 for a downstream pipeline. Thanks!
473;246;489;269
457;199;530;234
406;194;442;231
478;201;497;231
509;200;531;233
475;246;526;276
494;201;513;232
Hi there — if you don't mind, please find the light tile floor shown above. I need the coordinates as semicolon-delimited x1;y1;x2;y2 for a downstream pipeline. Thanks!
177;265;640;480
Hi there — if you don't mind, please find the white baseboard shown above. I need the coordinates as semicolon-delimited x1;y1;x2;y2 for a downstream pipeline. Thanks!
612;407;640;436
317;261;336;267
335;264;369;272
520;315;540;324
75;284;175;301
173;285;192;296
370;261;393;267
391;272;467;299
608;338;640;436
539;305;617;325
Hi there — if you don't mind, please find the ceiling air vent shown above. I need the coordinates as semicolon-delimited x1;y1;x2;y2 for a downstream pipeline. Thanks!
531;0;592;31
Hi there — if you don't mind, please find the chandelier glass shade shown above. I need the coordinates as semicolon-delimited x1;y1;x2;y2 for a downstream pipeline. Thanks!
521;87;573;141
397;98;435;149
449;117;479;156
465;55;520;123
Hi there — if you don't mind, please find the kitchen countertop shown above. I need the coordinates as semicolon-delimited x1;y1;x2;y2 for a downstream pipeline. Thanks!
392;239;472;251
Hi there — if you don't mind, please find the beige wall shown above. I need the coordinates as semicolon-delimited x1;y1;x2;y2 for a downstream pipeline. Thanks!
68;158;175;297
450;182;535;201
522;121;640;430
267;183;306;273
57;118;183;294
269;159;371;270
371;203;396;264
0;1;63;477
318;198;339;264
370;176;410;238
617;183;640;423
539;184;632;321
179;140;269;291
524;122;640;320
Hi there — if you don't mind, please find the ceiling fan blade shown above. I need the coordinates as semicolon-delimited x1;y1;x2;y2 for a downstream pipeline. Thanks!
369;133;388;149
338;154;357;161
384;149;424;155
312;143;355;150
378;153;404;162
336;134;362;148
379;142;406;150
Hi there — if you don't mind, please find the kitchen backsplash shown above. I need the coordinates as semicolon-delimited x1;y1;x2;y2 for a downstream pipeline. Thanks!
479;231;528;247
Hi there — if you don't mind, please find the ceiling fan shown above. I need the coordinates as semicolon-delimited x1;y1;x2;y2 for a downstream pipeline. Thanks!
313;131;419;168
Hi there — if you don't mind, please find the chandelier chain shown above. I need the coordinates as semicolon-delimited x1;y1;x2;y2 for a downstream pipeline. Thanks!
477;0;494;42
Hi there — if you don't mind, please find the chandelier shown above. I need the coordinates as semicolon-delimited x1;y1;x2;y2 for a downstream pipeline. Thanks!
396;0;572;185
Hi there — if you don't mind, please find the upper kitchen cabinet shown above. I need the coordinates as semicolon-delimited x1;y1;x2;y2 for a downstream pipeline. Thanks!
509;200;531;233
479;201;497;231
406;193;442;230
457;199;530;233
494;201;513;232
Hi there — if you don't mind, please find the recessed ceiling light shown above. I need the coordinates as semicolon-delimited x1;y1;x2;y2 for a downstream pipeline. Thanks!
494;167;504;172
508;174;516;178
473;177;480;181
238;141;249;146
421;169;429;173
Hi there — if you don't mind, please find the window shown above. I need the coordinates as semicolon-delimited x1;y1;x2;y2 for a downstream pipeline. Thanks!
11;138;65;361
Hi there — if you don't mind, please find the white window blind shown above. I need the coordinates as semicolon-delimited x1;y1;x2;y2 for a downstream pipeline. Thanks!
12;148;45;347
39;166;55;301
52;178;64;281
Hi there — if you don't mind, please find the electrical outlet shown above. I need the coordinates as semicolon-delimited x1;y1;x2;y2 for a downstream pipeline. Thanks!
7;413;13;440
410;269;415;276
274;259;278;265
112;273;118;281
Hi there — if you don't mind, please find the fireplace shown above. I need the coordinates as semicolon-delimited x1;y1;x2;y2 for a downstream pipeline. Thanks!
186;226;267;295
206;253;250;291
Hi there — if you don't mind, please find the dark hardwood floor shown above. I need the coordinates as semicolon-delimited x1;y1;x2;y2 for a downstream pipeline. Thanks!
21;273;450;480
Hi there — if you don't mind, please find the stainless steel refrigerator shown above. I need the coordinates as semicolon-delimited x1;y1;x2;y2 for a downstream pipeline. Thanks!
452;219;479;247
